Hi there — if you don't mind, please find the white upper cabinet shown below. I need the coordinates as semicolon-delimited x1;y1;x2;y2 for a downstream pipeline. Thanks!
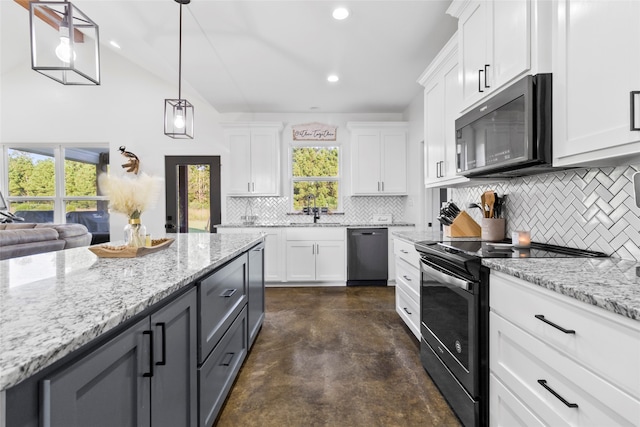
223;122;283;196
552;0;640;167
348;122;408;196
448;0;550;112
418;35;469;188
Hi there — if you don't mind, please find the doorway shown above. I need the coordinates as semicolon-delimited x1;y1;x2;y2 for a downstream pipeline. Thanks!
165;156;221;233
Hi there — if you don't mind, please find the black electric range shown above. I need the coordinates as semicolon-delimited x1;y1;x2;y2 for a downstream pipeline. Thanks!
413;239;607;427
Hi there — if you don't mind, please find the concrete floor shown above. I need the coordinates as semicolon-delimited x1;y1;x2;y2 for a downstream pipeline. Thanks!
215;286;461;427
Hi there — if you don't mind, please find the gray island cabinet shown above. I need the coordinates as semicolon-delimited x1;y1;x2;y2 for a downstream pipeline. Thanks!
0;234;265;427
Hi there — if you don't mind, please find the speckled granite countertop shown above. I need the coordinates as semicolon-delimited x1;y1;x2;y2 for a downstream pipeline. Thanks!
216;222;415;228
0;233;263;392
484;258;640;322
391;230;640;323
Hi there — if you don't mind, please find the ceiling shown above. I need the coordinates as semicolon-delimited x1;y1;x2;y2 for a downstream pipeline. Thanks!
1;0;457;114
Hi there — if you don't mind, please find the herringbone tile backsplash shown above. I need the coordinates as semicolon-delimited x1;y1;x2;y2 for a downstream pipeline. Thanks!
226;196;407;224
452;165;640;260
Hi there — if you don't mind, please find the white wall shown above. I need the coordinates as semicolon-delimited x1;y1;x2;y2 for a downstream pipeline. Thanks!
1;4;229;236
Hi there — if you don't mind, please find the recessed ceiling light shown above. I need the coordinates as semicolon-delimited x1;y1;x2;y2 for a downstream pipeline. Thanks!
332;7;349;20
327;74;339;83
109;40;121;49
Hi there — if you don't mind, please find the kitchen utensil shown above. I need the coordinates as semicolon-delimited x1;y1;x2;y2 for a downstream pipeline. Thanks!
485;192;496;218
480;193;487;218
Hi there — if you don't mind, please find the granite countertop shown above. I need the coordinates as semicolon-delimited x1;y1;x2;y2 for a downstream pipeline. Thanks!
484;257;640;322
216;221;416;228
0;233;263;392
391;230;640;323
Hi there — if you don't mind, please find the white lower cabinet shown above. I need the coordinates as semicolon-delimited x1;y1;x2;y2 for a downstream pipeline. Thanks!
393;237;421;340
490;271;640;427
216;228;284;282
285;228;345;282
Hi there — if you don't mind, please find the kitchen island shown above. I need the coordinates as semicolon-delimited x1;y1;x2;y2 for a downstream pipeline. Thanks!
0;232;264;427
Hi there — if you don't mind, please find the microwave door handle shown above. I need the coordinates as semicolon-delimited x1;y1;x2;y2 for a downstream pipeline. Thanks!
421;261;473;291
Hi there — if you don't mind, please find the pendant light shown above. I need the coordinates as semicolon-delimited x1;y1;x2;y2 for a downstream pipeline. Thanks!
29;0;100;85
164;0;194;139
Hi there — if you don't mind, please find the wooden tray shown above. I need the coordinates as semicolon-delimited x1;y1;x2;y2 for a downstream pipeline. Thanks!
88;238;175;258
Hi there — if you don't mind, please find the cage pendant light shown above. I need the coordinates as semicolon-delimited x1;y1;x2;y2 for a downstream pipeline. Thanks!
29;0;100;85
164;0;194;139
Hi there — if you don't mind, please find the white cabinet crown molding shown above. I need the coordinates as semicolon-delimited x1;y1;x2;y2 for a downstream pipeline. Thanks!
346;121;408;131
446;0;473;19
220;122;284;131
417;33;458;87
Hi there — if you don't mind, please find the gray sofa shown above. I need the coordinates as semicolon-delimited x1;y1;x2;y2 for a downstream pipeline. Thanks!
0;223;92;260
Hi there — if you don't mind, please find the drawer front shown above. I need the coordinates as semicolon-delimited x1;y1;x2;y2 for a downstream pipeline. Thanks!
286;227;344;241
199;254;247;363
395;257;420;299
396;285;420;340
393;238;420;266
199;306;248;427
490;312;640;427
490;374;546;427
490;271;640;398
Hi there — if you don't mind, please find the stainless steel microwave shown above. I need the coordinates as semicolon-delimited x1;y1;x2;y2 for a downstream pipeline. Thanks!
455;74;553;178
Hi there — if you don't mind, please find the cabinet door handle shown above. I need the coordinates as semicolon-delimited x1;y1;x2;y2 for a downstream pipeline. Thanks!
247;182;251;192
143;330;154;378
221;288;238;298
381;181;385;192
484;64;491;88
537;380;579;408
478;69;484;93
220;352;235;367
252;182;255;192
403;307;412;315
402;275;412;282
631;91;640;131
156;322;166;366
316;243;319;254
378;181;381;191
534;314;575;334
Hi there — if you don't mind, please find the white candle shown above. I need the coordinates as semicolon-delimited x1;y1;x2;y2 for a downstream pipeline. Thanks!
512;230;531;247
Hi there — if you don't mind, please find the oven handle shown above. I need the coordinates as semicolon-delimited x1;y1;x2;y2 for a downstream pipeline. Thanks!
420;260;473;291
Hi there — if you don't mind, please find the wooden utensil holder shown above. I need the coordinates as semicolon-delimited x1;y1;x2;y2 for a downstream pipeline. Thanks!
444;211;481;237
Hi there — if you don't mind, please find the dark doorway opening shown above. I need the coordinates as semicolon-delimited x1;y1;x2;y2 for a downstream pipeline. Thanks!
165;156;221;233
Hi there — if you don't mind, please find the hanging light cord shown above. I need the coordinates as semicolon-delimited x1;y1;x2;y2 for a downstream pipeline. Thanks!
178;3;183;101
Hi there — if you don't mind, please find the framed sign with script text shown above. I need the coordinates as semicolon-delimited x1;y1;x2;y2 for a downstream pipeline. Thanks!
292;122;337;141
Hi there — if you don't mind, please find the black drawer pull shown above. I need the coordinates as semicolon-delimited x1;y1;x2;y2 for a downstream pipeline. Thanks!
156;322;166;366
402;275;412;282
400;249;409;254
220;288;238;298
632;91;640;131
403;307;412;315
484;64;491;88
143;330;154;378
220;352;235;367
537;379;578;408
534;315;575;334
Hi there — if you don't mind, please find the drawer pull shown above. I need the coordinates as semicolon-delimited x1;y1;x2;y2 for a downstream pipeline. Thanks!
537;379;579;408
402;275;412;282
400;249;409;254
220;352;235;367
534;314;575;334
403;307;412;315
220;288;238;298
156;322;166;366
143;330;154;378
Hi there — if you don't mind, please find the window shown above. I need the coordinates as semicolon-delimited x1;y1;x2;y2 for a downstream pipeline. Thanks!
291;145;340;212
2;145;110;237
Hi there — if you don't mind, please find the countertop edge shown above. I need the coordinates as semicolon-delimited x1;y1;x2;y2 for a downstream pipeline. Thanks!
215;222;416;228
0;234;264;392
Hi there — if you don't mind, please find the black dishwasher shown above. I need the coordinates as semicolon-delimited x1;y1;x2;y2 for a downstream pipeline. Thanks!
347;228;388;286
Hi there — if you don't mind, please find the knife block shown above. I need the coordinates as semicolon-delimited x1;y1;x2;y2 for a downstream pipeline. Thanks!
444;211;481;237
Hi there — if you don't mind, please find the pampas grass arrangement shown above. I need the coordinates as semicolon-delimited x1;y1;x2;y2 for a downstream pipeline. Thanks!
98;173;163;219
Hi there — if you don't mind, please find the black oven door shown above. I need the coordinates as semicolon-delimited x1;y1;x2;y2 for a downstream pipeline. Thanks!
420;258;479;398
